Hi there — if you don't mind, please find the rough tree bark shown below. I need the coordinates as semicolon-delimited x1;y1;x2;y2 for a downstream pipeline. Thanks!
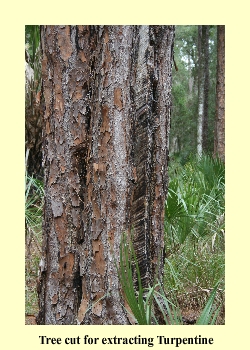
214;25;225;162
37;25;175;325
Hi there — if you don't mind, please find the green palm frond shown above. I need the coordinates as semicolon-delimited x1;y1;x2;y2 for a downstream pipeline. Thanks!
196;282;221;325
165;154;224;244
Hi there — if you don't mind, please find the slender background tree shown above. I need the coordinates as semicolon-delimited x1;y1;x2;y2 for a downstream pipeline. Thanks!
214;25;225;162
197;25;205;158
202;25;210;153
170;25;218;163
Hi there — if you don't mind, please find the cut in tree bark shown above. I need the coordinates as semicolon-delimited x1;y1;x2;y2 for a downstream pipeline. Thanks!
37;25;175;325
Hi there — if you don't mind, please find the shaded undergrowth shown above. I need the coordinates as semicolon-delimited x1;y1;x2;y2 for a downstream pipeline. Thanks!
164;154;225;324
25;174;43;317
118;154;225;324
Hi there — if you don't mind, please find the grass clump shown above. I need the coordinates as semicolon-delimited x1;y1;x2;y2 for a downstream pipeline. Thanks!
25;174;44;317
117;233;182;325
118;233;223;325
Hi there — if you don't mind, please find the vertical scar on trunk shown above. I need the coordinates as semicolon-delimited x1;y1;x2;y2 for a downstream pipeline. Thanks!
71;143;88;244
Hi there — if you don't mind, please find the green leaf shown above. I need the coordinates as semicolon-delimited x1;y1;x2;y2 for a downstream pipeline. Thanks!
196;282;221;325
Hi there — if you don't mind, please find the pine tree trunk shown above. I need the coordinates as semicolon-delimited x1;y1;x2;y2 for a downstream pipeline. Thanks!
197;26;204;158
37;25;175;325
214;25;225;162
202;25;210;153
